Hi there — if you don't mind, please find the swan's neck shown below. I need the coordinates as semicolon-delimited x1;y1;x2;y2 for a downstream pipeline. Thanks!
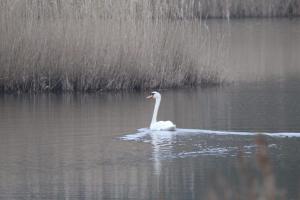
151;97;161;125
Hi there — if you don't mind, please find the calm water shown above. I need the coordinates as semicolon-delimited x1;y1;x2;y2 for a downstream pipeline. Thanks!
1;19;300;200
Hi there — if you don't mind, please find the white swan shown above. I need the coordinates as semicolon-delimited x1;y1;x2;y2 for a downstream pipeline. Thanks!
146;91;176;131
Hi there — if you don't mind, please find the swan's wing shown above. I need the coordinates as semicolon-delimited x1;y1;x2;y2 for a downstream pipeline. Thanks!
151;121;176;131
165;121;176;126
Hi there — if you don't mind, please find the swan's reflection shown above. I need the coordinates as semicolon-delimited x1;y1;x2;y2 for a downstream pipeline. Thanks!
149;131;174;175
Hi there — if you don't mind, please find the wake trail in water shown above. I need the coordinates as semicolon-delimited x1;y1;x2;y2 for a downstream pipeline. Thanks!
119;128;300;159
121;128;300;142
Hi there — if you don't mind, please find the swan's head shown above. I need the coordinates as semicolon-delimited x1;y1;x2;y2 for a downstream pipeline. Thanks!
146;91;161;99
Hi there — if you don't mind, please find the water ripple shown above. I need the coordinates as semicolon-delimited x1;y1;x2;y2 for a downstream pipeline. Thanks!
120;128;298;159
121;128;300;142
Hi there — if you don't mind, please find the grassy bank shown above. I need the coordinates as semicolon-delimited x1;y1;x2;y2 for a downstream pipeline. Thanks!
1;0;298;92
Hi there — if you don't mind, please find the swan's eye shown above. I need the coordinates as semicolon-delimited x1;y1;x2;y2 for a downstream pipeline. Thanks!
151;92;155;95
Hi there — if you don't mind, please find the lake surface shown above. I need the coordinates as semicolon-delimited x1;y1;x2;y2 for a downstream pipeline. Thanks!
210;18;300;83
1;19;300;200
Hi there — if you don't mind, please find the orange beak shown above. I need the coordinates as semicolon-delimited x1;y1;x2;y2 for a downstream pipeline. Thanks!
146;95;153;99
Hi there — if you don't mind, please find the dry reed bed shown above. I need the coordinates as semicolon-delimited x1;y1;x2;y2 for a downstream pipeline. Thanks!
1;0;298;92
2;0;299;19
0;0;229;92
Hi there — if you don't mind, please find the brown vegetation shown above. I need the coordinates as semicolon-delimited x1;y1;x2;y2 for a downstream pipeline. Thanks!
208;135;285;200
0;0;227;92
0;0;298;92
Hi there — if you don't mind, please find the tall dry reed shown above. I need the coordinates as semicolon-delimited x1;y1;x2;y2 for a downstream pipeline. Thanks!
0;0;228;92
1;0;298;92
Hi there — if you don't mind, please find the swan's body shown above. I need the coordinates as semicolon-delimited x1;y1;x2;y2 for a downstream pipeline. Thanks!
150;120;176;131
147;92;176;131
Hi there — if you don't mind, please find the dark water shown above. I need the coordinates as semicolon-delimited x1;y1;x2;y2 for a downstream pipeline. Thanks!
1;82;300;200
1;19;300;200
